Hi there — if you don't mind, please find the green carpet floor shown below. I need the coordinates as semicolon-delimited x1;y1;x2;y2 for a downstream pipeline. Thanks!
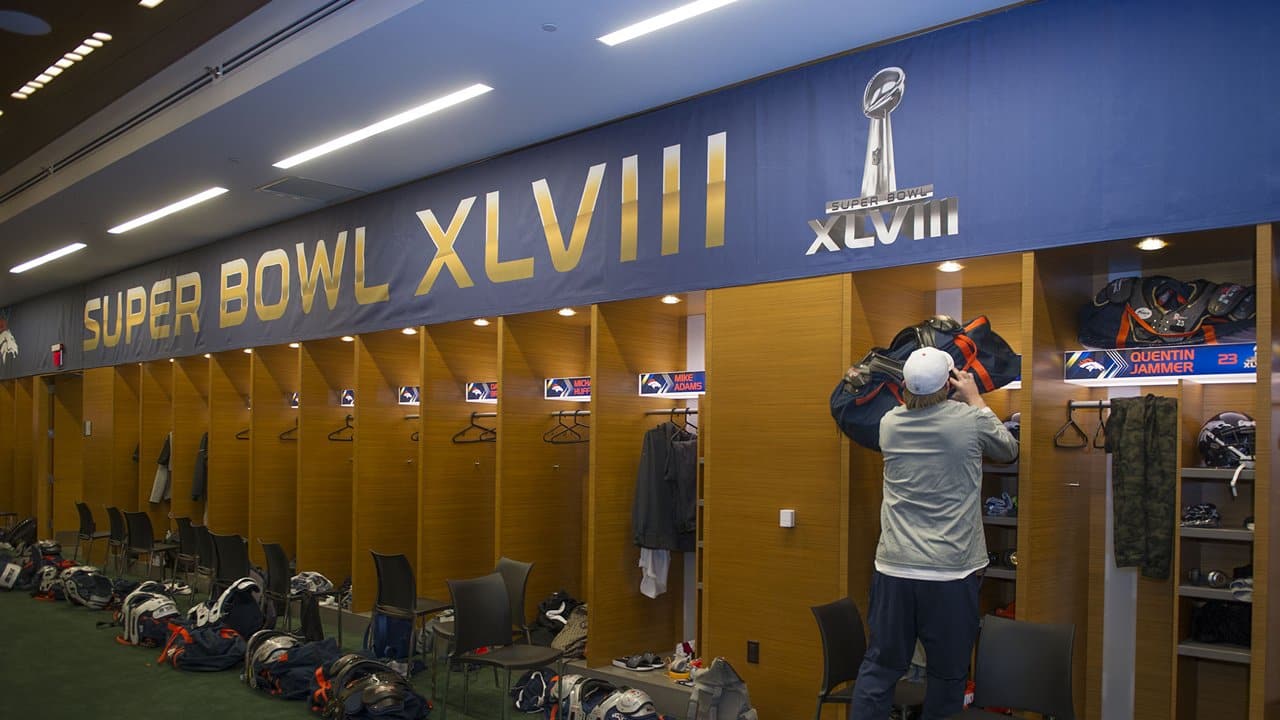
0;587;510;719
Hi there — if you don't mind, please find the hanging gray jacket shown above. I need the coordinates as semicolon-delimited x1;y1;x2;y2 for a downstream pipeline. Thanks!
149;433;172;504
191;432;208;501
632;422;697;552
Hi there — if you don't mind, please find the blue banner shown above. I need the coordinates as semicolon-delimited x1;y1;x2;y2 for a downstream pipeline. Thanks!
1064;343;1258;385
545;377;591;402
465;381;498;404
639;371;706;398
2;0;1278;378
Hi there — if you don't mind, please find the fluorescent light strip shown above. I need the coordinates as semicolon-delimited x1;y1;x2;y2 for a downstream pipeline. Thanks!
10;242;87;274
12;33;112;100
108;187;228;234
273;83;492;169
598;0;740;46
139;0;165;7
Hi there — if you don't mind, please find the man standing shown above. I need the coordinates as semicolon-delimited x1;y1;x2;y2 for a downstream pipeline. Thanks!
851;347;1019;719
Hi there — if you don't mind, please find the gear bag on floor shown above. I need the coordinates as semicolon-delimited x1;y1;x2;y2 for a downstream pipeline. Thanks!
157;624;247;671
687;657;758;720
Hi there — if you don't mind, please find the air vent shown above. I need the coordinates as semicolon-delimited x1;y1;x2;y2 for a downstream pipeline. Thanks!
256;176;362;204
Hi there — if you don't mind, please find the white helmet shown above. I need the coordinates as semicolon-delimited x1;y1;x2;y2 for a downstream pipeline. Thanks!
589;688;662;720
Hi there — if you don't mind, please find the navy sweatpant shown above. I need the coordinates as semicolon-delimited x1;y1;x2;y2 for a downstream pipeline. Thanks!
850;570;983;720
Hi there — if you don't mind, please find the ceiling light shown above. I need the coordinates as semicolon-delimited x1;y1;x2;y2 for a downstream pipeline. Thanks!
35;74;52;83
0;110;4;118
243;348;253;354
937;261;964;273
55;58;73;69
45;66;62;76
139;0;165;7
168;358;175;363
75;45;93;55
473;318;491;327
92;32;112;41
273;83;492;169
1136;237;1167;251
10;242;87;273
203;353;211;359
108;186;228;234
598;0;741;46
341;335;355;342
84;38;103;48
557;307;577;317
660;294;681;304
64;52;83;62
401;327;418;335
21;84;38;93
288;342;300;349
9;92;27;100
28;80;44;89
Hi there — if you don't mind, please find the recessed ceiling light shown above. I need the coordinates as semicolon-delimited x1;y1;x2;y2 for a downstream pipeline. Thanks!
598;0;741;46
10;92;27;100
288;342;300;349
21;84;38;93
92;32;112;41
542;22;558;32
84;38;103;48
557;307;577;317
55;58;73;69
168;358;175;363
44;66;62;76
74;45;92;55
937;260;964;273
1136;237;1167;251
64;52;83;62
27;80;44;89
473;318;491;327
401;327;418;335
341;335;355;342
203;353;211;359
243;348;253;354
10;242;86;273
108;187;228;234
35;74;52;83
660;294;681;304
139;0;165;7
272;83;492;169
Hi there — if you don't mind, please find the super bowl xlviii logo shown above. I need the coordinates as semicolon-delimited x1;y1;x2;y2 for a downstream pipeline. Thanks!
0;308;17;363
806;67;958;256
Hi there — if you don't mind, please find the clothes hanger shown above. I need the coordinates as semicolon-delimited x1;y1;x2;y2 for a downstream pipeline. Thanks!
279;418;299;441
1092;404;1108;449
328;414;355;442
1053;406;1088;449
452;412;497;444
235;427;250;441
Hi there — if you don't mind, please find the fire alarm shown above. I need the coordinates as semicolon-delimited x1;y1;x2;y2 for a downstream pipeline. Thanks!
50;343;65;368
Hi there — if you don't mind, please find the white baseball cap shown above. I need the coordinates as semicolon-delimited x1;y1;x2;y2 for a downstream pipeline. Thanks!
902;347;955;394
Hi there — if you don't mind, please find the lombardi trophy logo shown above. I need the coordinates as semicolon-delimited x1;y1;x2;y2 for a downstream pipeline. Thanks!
0;309;17;364
861;67;904;198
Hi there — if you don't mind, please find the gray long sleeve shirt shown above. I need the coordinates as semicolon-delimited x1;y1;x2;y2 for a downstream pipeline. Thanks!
875;401;1019;576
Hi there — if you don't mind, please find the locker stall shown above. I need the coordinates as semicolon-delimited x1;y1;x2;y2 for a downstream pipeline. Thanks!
13;378;35;521
351;329;421;611
0;381;14;514
110;367;141;512
138;361;172;534
496;309;591;614
249;345;300;565
298;338;355;586
586;296;691;668
207;351;251;536
80;368;115;564
169;357;210;524
51;373;83;538
419;320;497;604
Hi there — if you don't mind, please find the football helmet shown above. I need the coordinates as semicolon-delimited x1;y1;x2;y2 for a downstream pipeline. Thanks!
1198;412;1255;467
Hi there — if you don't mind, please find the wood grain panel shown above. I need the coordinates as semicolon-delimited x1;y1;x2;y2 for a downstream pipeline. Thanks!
51;374;83;536
0;382;13;513
81;368;114;563
250;345;300;564
352;330;420;611
138;362;172;535
34;378;52;536
13;378;35;519
298;339;355;585
497;312;590;616
1252;223;1276;719
963;284;1023;356
207;352;251;536
703;276;848;720
111;368;141;511
1019;251;1098;717
586;299;687;667
170;357;209;524
420;321;496;603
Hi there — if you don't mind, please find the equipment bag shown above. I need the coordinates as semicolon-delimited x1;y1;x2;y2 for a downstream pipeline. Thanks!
831;315;1020;451
549;675;616;720
511;667;557;713
591;688;665;720
687;658;758;720
187;576;269;639
363;606;415;661
117;584;180;647
247;634;344;700
1079;275;1256;348
158;624;247;671
65;566;115;610
314;654;431;720
551;604;589;659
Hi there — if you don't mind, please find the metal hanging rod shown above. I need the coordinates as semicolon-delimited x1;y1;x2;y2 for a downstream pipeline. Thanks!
404;414;420;420
549;409;590;417
644;408;699;415
471;412;497;419
1068;400;1111;409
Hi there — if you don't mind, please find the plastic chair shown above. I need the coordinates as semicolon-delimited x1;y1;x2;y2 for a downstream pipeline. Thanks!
172;517;200;581
810;597;924;720
371;550;451;620
105;507;128;575
432;557;535;694
123;511;179;580
210;532;251;598
259;540;292;629
441;572;564;720
950;615;1075;719
73;502;110;563
193;525;216;593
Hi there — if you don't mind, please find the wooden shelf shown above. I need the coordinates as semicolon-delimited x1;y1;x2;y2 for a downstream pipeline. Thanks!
1177;585;1244;602
986;567;1016;580
1179;527;1254;542
1177;641;1251;664
1180;467;1254;482
982;462;1019;475
983;515;1018;527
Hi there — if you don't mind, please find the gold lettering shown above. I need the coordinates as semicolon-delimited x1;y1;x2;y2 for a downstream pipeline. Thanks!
533;163;606;273
125;286;146;345
83;298;101;352
484;191;534;283
296;234;346;313
175;272;201;334
354;227;389;304
149;279;171;340
254;248;290;321
221;259;249;328
705;132;726;248
662;144;680;255
103;292;123;348
415;197;476;295
621;155;638;262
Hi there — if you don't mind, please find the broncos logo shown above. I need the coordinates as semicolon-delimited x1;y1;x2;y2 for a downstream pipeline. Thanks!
0;328;17;363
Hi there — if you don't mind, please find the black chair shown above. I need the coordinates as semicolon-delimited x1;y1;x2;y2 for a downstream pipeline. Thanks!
950;615;1075;719
259;540;292;629
123;511;179;580
431;557;535;694
194;525;216;593
73;502;110;563
371;550;450;625
442;572;564;720
173;517;200;582
105;507;128;575
210;532;251;598
810;597;924;720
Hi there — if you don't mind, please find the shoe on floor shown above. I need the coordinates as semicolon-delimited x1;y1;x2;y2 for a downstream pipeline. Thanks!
612;652;664;671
